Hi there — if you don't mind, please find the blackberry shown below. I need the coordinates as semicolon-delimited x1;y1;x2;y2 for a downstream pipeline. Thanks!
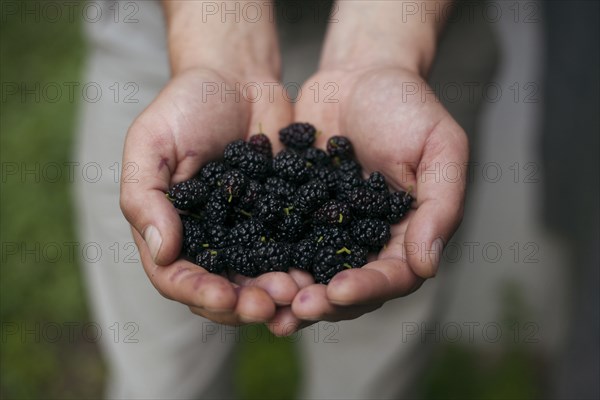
228;219;265;247
204;225;230;249
223;140;269;179
347;187;389;218
219;169;247;202
350;219;391;249
248;133;273;158
205;190;229;225
238;180;264;212
367;171;387;192
294;180;329;214
336;159;362;176
313;247;346;284
199;161;227;188
344;246;368;269
310;225;353;249
290;239;316;272
310;166;338;193
225;246;259;277
167;178;209;210
264;176;296;201
181;215;205;257
279;122;317;150
327;136;353;158
274;213;304;242
255;193;284;224
387;191;414;224
335;172;363;201
272;150;310;183
195;249;226;274
253;242;290;273
313;200;351;226
303;147;330;167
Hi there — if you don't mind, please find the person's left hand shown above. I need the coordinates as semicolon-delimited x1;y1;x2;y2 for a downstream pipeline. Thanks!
266;66;468;336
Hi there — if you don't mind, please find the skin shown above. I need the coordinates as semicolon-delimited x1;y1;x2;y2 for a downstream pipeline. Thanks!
120;1;467;333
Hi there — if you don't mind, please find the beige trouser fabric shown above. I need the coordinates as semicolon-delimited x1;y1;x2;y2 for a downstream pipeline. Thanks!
74;1;496;399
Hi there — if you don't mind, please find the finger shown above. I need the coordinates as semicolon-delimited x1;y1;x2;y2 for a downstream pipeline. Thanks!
232;272;300;306
404;117;468;278
134;229;237;312
291;284;382;321
288;268;315;289
266;306;306;336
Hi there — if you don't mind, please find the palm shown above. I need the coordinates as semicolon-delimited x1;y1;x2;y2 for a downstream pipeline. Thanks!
277;67;468;326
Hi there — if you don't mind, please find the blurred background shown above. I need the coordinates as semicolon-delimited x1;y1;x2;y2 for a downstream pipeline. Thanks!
1;0;598;399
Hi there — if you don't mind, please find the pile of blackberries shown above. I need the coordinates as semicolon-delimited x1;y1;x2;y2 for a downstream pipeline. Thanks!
167;123;413;284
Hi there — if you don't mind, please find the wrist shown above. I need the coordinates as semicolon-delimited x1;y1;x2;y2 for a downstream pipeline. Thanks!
163;1;280;80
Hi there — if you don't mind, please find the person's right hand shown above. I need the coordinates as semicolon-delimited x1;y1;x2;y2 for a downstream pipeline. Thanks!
120;67;296;325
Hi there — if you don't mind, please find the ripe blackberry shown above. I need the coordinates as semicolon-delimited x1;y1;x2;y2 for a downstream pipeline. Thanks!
350;219;391;249
181;215;205;257
279;122;317;150
310;166;338;193
313;247;346;284
327;136;353;158
205;225;230;249
264;176;296;201
228;219;265;247
336;159;362;176
223;140;269;179
347;187;389;218
310;225;352;249
335;172;363;201
195;249;226;274
225;246;259;277
199;161;227;188
313;200;352;226
219;169;247;202
303;147;330;167
344;246;368;269
367;171;387;192
294;180;329;214
248;133;273;158
274;213;304;242
238;180;264;212
387;191;414;224
167;178;209;210
253;242;290;273
255;193;284;224
272;150;310;183
290;239;316;272
205;190;229;225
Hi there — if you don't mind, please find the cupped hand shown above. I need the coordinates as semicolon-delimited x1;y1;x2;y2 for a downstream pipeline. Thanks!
268;66;468;334
120;67;297;325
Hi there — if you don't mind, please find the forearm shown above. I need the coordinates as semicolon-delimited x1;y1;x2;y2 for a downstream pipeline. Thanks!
321;1;451;75
162;1;280;79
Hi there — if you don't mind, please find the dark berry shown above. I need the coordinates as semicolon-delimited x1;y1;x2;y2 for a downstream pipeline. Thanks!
248;133;273;158
310;225;352;249
367;171;387;192
344;246;368;269
272;150;310;183
195;249;226;274
228;219;265;247
387;191;414;224
347;187;389;218
255;193;284;224
181;215;205;257
200;161;227;188
279;122;317;150
204;225;230;249
327;136;353;158
294;180;329;214
205;190;229;225
335;171;363;201
219;169;247;202
313;247;346;284
225;246;259;277
223;140;269;179
253;242;290;273
290;240;316;272
310;166;338;193
167;178;209;210
350;219;391;249
303;147;330;167
336;159;362;176
274;213;305;242
264;176;296;201
238;180;264;212
313;200;351;226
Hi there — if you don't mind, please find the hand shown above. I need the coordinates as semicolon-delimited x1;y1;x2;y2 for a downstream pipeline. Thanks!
120;67;297;325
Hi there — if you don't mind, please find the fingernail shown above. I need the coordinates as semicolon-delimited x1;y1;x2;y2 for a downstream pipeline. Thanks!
429;238;444;276
144;225;162;262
